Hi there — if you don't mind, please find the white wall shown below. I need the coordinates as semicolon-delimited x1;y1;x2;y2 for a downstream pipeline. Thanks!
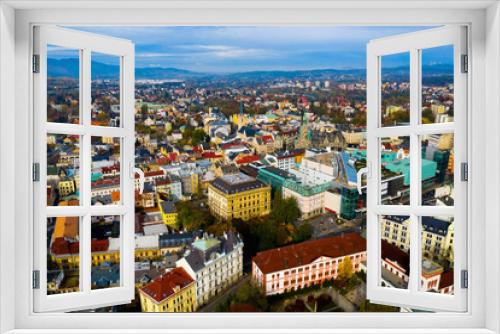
485;3;500;332
0;3;16;333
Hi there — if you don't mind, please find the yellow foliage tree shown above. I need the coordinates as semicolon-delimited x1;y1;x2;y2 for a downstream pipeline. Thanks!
337;256;354;282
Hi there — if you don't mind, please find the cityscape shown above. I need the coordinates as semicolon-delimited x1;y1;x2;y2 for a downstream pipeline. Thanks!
45;26;455;313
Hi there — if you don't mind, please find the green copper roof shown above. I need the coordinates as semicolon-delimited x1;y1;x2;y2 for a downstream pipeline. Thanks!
192;238;220;252
91;173;103;182
384;158;437;186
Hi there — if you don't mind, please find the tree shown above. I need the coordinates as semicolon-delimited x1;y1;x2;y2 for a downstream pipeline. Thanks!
293;222;313;243
191;128;207;146
231;281;268;311
337;256;354;282
270;194;301;225
175;201;214;231
140;103;148;114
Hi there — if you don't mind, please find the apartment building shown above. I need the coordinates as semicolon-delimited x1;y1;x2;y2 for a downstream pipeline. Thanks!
139;267;197;312
176;232;243;306
380;215;454;261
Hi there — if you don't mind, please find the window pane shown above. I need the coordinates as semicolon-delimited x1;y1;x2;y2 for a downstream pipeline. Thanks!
421;134;454;206
91;52;121;127
381;52;410;127
380;136;410;205
47;216;80;294
380;215;410;290
47;45;80;124
91;215;121;290
91;137;121;206
421;45;454;124
47;134;80;206
420;216;454;295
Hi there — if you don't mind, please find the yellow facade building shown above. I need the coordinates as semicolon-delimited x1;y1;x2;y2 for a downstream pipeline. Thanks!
158;196;178;227
208;173;271;221
380;215;454;262
139;267;197;312
58;179;76;196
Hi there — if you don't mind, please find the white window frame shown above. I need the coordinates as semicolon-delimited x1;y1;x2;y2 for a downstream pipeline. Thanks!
0;1;498;334
366;26;468;312
32;26;136;312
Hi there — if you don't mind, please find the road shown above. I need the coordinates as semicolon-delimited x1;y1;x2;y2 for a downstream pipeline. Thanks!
198;274;250;312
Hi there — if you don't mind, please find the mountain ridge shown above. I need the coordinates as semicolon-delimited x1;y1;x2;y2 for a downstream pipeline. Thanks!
47;58;453;82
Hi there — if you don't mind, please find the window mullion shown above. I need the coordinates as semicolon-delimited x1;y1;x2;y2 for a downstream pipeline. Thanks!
80;47;92;293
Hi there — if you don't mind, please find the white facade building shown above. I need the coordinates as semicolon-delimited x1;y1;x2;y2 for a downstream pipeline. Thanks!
176;232;243;306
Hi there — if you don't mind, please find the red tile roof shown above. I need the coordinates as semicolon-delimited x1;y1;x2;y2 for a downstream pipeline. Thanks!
145;170;164;177
261;135;274;143
202;151;223;159
140;267;194;302
102;164;120;174
252;232;366;274
221;142;241;150
51;238;110;256
235;155;260;165
439;269;454;290
381;240;410;274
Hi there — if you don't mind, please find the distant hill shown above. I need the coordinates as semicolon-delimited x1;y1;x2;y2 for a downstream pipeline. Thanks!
47;58;453;83
48;58;204;80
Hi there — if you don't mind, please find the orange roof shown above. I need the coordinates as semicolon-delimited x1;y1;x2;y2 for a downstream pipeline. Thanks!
235;155;260;165
252;232;366;274
111;191;120;202
53;216;79;240
140;267;194;302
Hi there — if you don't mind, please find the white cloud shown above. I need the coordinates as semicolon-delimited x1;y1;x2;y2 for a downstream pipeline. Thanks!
136;52;177;58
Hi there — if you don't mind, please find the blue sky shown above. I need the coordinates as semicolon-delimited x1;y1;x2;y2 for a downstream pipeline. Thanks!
56;26;453;73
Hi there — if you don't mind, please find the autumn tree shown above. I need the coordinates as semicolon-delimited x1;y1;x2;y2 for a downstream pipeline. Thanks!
337;256;354;282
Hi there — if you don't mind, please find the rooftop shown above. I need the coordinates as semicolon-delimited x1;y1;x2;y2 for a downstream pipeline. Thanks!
140;267;194;303
192;238;221;252
210;173;268;194
252;232;366;274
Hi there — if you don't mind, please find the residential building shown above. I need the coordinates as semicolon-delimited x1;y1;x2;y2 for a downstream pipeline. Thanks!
380;215;454;261
208;173;271;221
265;149;304;171
252;232;366;296
176;232;243;306
158;197;178;227
139;267;197;312
380;240;453;294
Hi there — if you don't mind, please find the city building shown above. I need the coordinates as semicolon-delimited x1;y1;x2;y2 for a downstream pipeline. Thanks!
265;149;304;171
256;166;296;194
176;232;243;306
380;215;454;261
138;267;197;312
207;173;271;221
158;197;178;227
252;232;366;296
380;240;453;294
281;166;333;219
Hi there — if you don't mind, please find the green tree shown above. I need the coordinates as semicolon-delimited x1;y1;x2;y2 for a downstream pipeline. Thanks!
293;222;313;243
231;281;268;311
140;103;148;114
270;194;301;225
191;128;206;146
175;201;214;231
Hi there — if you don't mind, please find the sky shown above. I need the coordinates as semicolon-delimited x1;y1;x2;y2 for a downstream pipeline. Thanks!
52;26;453;74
